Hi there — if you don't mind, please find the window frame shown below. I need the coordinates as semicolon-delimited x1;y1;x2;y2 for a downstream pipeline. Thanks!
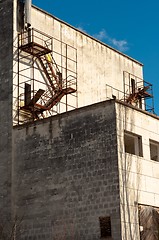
124;131;143;157
149;139;159;162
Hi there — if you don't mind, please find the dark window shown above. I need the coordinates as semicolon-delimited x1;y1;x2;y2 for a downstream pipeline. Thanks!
17;0;25;32
131;78;136;94
99;216;111;238
124;131;143;157
150;140;159;161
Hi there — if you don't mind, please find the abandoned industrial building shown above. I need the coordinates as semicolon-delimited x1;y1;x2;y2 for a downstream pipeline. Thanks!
1;0;159;239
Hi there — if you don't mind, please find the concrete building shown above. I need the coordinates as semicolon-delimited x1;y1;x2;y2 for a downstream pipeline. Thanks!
0;0;159;239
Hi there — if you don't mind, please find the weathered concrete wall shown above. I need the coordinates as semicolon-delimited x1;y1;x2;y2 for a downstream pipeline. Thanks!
116;102;159;240
0;0;13;219
13;100;121;240
13;4;144;123
31;6;143;108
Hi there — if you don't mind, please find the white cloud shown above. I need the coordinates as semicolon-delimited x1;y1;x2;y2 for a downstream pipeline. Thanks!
110;38;129;52
93;29;107;41
76;26;129;52
77;26;87;33
93;29;129;52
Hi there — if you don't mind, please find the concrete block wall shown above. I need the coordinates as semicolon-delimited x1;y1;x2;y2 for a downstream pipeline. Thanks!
13;100;121;240
0;0;13;220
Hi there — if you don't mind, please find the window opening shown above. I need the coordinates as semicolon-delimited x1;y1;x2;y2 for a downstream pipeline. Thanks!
124;131;143;157
99;216;112;239
131;78;136;94
150;140;159;161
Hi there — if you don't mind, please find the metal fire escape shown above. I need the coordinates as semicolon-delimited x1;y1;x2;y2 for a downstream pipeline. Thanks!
105;72;154;113
16;28;77;123
123;72;154;112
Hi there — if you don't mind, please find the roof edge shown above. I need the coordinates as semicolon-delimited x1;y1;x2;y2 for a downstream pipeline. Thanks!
32;4;143;66
115;99;159;120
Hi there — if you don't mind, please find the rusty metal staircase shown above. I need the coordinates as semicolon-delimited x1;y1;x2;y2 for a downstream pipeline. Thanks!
36;52;76;111
18;28;76;120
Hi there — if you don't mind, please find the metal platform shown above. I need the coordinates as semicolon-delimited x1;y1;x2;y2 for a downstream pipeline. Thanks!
19;42;52;57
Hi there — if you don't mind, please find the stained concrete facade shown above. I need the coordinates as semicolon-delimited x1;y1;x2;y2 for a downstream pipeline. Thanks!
12;2;144;123
1;0;159;240
13;100;121;240
28;5;143;107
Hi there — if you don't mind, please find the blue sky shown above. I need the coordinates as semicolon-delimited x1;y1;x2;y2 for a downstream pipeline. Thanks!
32;0;159;114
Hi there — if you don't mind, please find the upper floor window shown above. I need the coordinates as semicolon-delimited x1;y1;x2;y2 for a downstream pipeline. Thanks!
149;140;159;161
124;131;143;157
